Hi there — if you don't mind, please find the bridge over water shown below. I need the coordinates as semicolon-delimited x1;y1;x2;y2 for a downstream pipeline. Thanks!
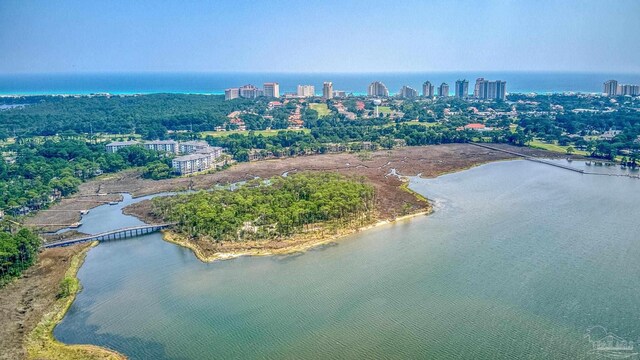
43;223;175;248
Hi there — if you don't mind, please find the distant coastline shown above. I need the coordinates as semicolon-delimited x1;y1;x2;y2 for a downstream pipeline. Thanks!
2;71;640;96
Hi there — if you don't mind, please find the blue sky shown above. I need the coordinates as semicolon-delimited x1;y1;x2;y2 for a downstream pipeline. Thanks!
1;0;639;74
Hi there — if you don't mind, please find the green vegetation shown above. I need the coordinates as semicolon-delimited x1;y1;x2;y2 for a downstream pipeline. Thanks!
0;139;171;214
529;140;588;156
201;128;310;138
377;106;391;114
309;103;331;116
0;94;260;139
152;172;375;241
2;92;639;218
0;227;41;286
26;242;125;360
512;93;640;161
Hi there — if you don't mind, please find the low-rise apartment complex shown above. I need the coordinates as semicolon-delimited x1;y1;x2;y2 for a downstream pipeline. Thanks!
143;140;179;153
105;140;140;153
105;139;225;175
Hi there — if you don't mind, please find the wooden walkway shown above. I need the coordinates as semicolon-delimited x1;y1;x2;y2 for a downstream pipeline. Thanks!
43;223;175;248
470;143;585;173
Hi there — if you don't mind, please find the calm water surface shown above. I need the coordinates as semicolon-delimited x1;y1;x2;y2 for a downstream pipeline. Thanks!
54;160;640;359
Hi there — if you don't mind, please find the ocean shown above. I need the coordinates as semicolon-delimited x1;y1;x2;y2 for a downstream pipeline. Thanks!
1;72;640;96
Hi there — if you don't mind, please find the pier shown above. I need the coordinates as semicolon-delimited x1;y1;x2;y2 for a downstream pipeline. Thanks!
470;143;585;173
43;223;175;248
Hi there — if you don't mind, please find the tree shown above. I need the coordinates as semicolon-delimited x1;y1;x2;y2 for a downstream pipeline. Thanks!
566;146;575;155
143;161;172;180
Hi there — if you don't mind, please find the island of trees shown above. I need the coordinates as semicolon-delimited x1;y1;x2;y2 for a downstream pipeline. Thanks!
151;172;375;246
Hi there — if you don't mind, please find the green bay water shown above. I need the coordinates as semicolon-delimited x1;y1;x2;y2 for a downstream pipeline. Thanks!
54;160;640;359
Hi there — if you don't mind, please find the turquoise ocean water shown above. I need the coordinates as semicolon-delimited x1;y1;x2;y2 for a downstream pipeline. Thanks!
2;72;640;95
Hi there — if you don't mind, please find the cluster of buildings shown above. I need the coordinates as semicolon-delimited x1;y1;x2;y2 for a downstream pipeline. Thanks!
296;82;347;99
367;78;506;100
603;80;640;97
224;77;508;101
106;140;225;175
225;82;351;100
225;83;281;100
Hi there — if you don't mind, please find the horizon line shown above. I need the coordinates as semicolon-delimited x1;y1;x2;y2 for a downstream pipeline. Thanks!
2;70;640;76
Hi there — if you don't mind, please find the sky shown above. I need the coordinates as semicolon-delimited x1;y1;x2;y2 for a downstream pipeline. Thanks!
1;0;639;74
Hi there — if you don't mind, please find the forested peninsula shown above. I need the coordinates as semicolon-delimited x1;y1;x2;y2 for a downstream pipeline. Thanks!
149;172;388;260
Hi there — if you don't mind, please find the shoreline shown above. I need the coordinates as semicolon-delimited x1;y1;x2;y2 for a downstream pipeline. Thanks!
12;144;564;358
25;241;126;359
161;209;431;263
160;177;432;264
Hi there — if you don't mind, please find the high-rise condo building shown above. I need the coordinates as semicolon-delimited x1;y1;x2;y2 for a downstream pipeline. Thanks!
225;88;240;100
474;78;485;98
237;84;263;99
603;80;618;96
297;85;315;97
333;90;347;98
399;85;418;99
323;82;334;99
368;81;389;97
619;84;640;96
455;79;469;99
263;82;280;98
422;81;435;98
438;83;449;97
475;78;507;100
604;80;640;96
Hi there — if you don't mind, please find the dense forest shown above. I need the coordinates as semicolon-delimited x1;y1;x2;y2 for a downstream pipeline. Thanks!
0;227;41;286
151;172;376;241
0;139;171;214
206;118;526;161
0;94;259;139
518;110;640;160
1;93;638;215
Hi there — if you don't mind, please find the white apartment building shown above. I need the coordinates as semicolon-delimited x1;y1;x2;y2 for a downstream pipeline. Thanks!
297;85;315;97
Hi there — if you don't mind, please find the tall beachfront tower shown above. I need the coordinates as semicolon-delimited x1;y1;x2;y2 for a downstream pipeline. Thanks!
422;81;434;98
367;81;389;97
438;83;449;97
455;79;469;99
263;82;280;98
603;80;618;96
323;82;333;99
297;85;315;97
475;78;507;100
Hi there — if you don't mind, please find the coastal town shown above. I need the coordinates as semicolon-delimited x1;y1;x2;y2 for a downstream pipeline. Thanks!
2;1;640;359
1;76;639;221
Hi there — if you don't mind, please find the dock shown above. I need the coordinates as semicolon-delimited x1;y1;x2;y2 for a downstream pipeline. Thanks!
470;143;585;174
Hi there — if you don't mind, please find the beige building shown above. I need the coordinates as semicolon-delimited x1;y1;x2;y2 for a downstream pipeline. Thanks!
297;85;315;97
422;81;434;98
367;81;389;97
399;85;418;99
323;81;333;99
263;82;280;98
438;83;450;97
225;88;240;100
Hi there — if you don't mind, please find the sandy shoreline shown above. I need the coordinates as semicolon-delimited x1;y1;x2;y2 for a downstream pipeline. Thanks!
24;242;125;360
161;208;432;263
